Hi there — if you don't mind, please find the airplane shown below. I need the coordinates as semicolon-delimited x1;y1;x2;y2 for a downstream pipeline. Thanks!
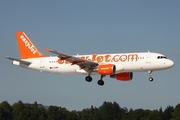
6;32;174;86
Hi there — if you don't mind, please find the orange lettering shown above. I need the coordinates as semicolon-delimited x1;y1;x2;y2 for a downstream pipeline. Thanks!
57;58;64;64
112;55;119;62
119;55;127;62
128;54;138;61
96;56;104;63
92;54;97;62
104;54;111;62
65;61;70;64
59;54;138;65
86;56;91;60
80;56;86;59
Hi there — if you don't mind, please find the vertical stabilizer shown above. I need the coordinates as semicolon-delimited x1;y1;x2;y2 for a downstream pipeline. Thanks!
16;32;45;59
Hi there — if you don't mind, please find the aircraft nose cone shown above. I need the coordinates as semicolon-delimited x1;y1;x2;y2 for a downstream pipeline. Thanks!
167;60;174;68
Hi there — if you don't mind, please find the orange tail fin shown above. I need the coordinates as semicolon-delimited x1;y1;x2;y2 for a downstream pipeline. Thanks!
16;32;45;59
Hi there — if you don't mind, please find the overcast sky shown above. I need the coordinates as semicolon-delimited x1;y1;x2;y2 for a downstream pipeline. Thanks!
1;1;180;111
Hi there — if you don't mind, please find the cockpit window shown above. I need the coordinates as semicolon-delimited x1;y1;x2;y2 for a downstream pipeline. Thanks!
157;56;167;59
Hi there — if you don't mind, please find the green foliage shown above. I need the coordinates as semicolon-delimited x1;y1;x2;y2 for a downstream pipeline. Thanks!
163;105;174;120
0;101;13;120
171;103;180;120
0;100;179;120
99;101;122;120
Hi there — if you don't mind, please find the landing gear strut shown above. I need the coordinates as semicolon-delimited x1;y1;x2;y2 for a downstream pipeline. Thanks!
97;75;105;86
148;71;153;82
85;69;93;82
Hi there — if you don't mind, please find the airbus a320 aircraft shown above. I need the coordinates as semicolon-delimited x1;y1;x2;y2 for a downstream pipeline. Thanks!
7;32;174;86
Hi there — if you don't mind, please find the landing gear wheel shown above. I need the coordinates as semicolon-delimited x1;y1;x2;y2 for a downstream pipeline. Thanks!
149;77;153;82
148;71;153;82
97;80;104;86
85;76;92;82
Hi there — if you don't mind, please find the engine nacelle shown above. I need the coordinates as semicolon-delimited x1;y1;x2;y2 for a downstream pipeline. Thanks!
110;72;133;81
98;64;116;75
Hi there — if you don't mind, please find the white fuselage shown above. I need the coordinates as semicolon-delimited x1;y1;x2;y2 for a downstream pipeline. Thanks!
12;52;174;75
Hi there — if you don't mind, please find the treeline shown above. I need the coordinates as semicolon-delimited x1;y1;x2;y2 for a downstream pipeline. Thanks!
0;101;180;120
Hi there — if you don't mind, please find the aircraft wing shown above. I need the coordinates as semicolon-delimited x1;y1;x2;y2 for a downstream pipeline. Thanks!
6;57;31;65
46;49;99;70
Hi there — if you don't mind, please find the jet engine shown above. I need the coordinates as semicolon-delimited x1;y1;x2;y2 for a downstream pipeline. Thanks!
110;72;133;81
98;64;116;75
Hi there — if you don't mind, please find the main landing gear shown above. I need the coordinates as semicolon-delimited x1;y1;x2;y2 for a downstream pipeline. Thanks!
85;70;105;86
97;75;105;86
85;75;92;82
148;71;154;82
85;70;93;82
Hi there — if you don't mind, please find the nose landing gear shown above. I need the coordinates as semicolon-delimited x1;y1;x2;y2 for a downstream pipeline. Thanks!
149;77;153;82
148;71;154;82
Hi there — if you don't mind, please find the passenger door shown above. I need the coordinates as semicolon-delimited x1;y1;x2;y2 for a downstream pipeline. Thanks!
146;53;151;63
40;58;45;68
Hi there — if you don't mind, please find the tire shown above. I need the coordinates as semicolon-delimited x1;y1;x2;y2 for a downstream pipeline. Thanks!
97;80;104;86
85;76;92;82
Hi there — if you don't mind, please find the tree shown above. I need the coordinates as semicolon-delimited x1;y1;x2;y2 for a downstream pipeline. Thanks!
29;101;41;120
99;101;122;120
47;105;60;120
163;105;174;120
121;107;129;120
132;108;146;120
146;110;162;120
171;103;180;120
0;100;179;120
12;100;26;120
93;107;101;120
47;106;69;120
79;108;92;120
66;110;78;120
38;106;47;120
158;107;163;119
0;101;13;120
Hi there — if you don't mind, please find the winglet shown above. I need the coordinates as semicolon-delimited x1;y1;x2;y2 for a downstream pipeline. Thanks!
16;32;45;59
45;48;50;53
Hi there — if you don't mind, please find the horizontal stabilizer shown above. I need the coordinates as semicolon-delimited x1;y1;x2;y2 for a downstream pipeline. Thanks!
6;57;31;65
